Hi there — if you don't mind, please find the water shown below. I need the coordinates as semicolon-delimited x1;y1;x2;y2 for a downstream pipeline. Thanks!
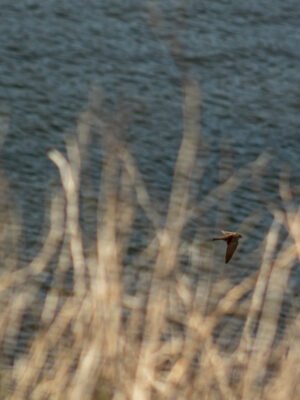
1;1;300;382
0;1;299;268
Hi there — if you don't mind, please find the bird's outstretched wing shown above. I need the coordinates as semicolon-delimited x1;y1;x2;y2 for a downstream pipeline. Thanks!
225;238;239;263
221;230;235;236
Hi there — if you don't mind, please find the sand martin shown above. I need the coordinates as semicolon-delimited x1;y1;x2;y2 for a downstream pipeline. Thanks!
212;231;242;263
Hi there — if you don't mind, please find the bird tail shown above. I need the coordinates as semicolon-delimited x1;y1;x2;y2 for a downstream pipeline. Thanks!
212;237;225;241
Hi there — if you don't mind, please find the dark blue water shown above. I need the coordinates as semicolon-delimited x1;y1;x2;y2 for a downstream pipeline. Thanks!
0;0;300;267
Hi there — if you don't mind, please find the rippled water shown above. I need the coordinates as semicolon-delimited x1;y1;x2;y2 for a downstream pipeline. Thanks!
0;1;300;269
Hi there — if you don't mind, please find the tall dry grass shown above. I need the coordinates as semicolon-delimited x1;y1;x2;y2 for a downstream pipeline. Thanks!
0;79;299;400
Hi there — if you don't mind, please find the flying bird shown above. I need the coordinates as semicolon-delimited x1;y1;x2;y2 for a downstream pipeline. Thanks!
212;231;242;263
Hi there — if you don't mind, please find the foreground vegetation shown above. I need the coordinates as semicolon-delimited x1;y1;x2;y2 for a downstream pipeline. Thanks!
0;80;299;399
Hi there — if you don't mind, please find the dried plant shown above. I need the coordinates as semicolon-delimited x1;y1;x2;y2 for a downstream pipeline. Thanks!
0;80;298;400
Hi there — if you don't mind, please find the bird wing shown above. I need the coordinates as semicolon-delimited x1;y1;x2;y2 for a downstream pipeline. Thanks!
225;238;239;263
221;230;235;236
214;231;235;240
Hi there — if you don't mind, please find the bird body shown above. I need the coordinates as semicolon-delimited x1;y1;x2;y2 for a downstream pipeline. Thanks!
213;231;242;263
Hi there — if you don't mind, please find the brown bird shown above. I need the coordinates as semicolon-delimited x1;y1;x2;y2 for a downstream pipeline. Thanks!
212;231;242;263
